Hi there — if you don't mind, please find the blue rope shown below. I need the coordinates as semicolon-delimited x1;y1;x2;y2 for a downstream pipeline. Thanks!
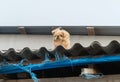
55;52;60;61
30;72;40;82
2;54;120;74
62;54;74;72
42;53;51;63
2;54;120;80
14;59;40;82
1;59;8;65
81;73;103;79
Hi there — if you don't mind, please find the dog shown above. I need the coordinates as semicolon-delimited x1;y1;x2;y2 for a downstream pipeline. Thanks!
52;27;70;49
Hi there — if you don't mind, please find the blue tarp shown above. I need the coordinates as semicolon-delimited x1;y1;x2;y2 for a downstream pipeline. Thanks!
1;53;120;82
1;54;120;74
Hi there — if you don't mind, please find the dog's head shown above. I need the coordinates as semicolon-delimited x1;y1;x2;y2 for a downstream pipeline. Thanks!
52;27;70;41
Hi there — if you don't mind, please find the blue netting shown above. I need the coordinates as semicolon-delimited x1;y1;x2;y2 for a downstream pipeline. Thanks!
1;53;120;82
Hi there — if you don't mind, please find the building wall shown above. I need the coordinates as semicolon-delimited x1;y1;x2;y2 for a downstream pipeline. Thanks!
0;35;120;50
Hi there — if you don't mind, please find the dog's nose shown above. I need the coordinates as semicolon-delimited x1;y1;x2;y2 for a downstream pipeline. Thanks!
57;36;59;39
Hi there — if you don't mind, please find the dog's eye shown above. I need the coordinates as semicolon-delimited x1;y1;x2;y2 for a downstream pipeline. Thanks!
60;35;63;37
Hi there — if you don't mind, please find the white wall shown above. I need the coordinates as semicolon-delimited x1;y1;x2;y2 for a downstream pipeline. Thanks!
0;35;120;50
0;0;120;26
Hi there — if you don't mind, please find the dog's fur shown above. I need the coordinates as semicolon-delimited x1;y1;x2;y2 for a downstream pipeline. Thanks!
52;27;70;49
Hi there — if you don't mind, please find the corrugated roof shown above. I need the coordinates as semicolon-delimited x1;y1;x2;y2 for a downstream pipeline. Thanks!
1;40;120;79
0;40;120;62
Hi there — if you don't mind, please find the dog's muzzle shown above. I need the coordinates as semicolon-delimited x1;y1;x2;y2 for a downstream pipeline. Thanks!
55;36;60;40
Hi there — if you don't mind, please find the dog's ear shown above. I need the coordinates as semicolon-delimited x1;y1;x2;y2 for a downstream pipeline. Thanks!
52;27;61;34
52;30;55;34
